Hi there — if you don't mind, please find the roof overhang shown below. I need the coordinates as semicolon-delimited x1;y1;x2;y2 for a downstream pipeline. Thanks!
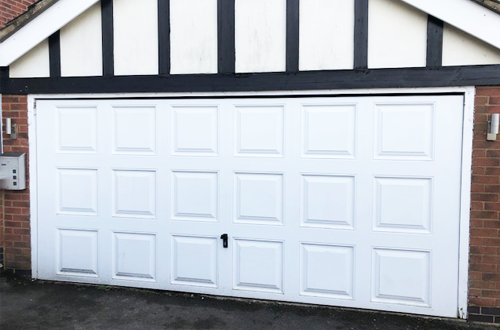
401;0;500;50
471;0;500;15
0;0;59;43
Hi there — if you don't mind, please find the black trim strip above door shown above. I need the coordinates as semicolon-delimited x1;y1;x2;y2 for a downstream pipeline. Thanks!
1;65;498;95
427;15;444;68
218;0;235;74
158;0;170;75
48;31;61;78
101;0;114;76
354;0;369;70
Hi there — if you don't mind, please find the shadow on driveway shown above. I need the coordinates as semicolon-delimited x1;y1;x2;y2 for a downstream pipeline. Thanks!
0;273;497;330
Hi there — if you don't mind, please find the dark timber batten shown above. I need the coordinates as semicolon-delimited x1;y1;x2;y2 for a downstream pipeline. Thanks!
354;0;369;70
0;67;9;92
1;65;498;95
158;0;170;75
48;30;61;78
101;0;114;76
218;0;235;74
426;15;444;68
286;0;300;73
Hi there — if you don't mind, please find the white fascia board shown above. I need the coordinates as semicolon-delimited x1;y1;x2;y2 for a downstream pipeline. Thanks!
400;0;500;50
0;0;100;67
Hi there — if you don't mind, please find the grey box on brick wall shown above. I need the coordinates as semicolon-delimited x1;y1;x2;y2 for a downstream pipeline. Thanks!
0;152;26;190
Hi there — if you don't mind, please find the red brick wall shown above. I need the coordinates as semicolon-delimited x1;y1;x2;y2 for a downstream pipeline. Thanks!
0;0;36;269
0;0;38;29
469;87;500;315
1;95;30;271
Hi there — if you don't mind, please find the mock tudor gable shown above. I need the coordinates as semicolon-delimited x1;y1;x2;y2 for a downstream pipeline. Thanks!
1;0;500;86
1;0;500;323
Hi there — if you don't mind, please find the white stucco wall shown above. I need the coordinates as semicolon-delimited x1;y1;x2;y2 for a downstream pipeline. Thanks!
9;39;50;78
299;0;354;71
113;0;158;75
443;23;500;66
235;0;286;73
170;0;218;74
368;0;427;69
60;3;103;77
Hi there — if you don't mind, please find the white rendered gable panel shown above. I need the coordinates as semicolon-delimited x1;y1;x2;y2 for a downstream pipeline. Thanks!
299;0;354;71
368;0;427;69
9;39;50;78
61;3;103;77
170;0;218;74
235;0;286;73
443;24;500;66
113;0;159;75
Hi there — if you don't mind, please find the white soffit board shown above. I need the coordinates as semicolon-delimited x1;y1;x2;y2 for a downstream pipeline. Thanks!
9;39;50;78
235;0;286;73
61;3;103;77
299;0;355;71
170;0;218;74
0;0;100;67
113;0;159;75
400;0;500;50
368;0;427;69
443;24;500;66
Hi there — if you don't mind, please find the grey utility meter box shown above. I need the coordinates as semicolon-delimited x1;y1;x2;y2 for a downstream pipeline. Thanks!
0;152;26;190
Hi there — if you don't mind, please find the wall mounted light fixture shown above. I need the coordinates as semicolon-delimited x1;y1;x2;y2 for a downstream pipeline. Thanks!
487;113;500;141
4;118;17;140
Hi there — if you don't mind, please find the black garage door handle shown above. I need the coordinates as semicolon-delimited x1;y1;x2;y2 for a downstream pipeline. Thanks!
220;234;228;248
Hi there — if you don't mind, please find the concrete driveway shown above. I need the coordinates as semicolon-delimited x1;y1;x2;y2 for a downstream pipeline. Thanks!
0;273;497;330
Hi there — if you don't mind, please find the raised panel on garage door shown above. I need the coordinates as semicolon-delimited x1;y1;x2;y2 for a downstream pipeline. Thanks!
36;95;464;317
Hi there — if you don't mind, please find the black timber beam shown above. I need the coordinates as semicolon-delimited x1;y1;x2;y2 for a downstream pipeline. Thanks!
218;0;235;74
158;0;170;75
101;0;114;76
48;30;61;77
427;15;444;68
1;65;500;95
0;67;9;92
354;0;369;70
286;0;300;73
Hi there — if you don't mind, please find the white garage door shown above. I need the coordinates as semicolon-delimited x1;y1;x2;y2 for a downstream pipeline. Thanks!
35;95;464;317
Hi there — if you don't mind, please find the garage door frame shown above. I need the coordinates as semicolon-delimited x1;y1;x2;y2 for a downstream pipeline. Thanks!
27;86;475;319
